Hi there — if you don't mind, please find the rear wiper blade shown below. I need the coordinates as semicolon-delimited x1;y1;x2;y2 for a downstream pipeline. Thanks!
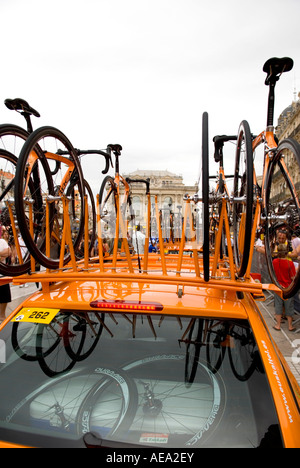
83;432;146;449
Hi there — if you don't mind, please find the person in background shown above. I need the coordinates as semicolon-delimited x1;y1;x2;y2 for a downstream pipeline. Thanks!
149;239;157;253
132;224;145;255
0;227;12;322
272;243;296;332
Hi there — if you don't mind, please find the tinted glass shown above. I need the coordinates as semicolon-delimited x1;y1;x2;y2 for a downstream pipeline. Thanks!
0;313;282;447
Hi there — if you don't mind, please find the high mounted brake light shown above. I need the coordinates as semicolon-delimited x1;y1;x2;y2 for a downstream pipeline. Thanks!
89;300;163;312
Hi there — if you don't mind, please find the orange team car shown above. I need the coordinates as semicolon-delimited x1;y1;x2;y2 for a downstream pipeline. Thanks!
0;260;299;449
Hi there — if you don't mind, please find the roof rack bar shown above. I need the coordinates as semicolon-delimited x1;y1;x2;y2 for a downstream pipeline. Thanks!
143;192;151;272
176;200;188;275
211;199;235;278
187;200;200;277
118;198;134;273
60;197;78;271
112;190;120;269
245;198;261;279
84;195;89;269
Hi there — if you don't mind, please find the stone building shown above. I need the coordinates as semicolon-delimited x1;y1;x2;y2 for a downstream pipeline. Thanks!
276;92;300;142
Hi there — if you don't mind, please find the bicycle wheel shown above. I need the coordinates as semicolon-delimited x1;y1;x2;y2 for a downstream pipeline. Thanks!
14;126;85;270
11;321;40;361
206;320;227;373
202;112;210;281
123;354;225;447
264;138;300;298
0;125;32;276
6;367;138;439
228;323;259;382
64;311;104;361
76;368;138;438
232;120;254;277
36;314;86;377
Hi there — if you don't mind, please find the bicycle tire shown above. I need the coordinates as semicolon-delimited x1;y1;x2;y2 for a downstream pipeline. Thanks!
64;312;104;362
202;112;210;281
76;367;138;438
228;324;257;382
185;318;204;386
14;126;85;270
264;137;300;298
0;123;29;148
0;150;32;276
232;120;254;277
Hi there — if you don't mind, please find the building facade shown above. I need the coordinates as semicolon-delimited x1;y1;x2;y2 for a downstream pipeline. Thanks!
123;169;198;226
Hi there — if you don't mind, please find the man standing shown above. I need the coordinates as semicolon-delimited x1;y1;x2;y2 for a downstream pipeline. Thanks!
132;224;145;255
272;243;296;332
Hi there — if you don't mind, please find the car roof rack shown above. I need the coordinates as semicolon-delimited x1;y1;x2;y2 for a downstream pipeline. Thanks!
4;192;279;298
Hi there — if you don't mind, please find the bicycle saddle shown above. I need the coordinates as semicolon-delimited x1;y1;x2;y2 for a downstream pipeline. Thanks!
263;57;293;85
4;98;40;117
107;143;122;156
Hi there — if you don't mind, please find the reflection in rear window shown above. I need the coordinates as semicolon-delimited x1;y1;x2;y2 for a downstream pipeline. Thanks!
0;313;282;447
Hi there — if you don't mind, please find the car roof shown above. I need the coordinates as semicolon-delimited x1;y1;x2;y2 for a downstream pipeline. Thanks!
9;243;264;323
18;276;248;320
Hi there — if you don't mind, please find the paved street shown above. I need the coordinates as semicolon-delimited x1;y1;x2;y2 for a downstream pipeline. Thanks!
257;294;300;385
3;280;300;385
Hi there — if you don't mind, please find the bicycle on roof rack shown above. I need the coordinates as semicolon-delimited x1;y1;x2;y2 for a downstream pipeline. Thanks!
1;58;298;304
0;98;114;272
201;57;300;298
210;134;237;270
98;146;151;271
234;57;300;298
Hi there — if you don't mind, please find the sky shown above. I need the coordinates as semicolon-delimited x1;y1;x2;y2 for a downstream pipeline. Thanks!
1;0;299;195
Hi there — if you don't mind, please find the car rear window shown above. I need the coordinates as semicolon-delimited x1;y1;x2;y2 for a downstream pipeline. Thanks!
0;312;282;448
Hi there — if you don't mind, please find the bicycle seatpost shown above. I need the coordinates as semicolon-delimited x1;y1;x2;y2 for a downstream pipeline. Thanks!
22;113;34;133
266;78;277;128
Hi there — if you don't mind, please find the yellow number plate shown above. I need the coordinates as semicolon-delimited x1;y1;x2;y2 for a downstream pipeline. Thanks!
12;308;60;324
